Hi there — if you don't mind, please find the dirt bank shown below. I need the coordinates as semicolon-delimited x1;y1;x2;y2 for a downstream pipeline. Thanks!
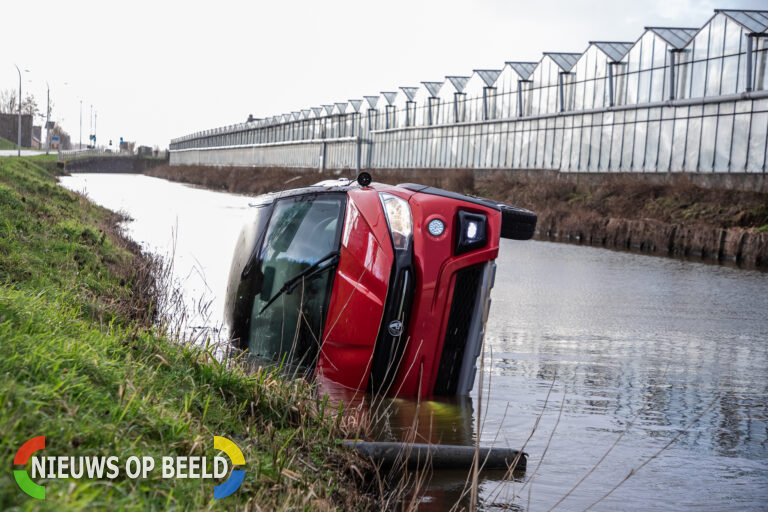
146;165;768;269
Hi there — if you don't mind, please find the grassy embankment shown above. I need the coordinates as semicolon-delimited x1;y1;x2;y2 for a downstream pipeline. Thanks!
0;136;19;150
147;164;768;267
0;156;375;510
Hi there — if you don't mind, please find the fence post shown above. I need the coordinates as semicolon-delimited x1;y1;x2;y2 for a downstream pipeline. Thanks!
320;140;326;171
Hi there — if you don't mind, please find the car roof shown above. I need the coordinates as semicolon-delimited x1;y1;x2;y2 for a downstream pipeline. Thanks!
248;178;414;207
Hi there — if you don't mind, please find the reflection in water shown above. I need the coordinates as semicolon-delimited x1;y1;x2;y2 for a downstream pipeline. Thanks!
61;174;768;511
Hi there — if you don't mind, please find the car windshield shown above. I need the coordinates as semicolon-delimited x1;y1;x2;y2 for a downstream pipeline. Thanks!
249;194;345;370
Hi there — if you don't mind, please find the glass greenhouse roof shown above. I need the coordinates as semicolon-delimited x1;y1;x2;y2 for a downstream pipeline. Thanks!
348;99;363;112
400;87;419;101
422;81;444;97
446;76;470;92
591;42;634;62
645;27;698;49
474;69;502;86
381;92;398;105
544;53;581;72
716;9;768;33
505;62;537;80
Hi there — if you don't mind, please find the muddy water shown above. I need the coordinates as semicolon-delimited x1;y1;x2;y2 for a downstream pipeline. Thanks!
60;173;768;511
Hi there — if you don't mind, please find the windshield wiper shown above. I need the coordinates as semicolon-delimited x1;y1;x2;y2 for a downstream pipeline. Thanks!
258;251;340;315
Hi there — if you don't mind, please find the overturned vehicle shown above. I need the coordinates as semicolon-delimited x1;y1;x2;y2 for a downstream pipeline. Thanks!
224;174;536;398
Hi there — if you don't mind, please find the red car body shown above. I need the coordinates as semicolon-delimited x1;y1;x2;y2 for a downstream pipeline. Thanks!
225;176;535;398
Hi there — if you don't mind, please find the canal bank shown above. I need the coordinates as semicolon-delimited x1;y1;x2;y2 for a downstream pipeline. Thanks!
0;156;383;509
146;164;768;269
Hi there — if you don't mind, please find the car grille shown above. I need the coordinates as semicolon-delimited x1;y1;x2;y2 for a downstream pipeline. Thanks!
433;265;483;395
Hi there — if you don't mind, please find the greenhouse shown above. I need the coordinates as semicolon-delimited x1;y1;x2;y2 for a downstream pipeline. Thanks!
170;8;768;173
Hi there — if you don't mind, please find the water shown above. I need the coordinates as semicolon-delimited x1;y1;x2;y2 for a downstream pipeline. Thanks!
60;173;768;511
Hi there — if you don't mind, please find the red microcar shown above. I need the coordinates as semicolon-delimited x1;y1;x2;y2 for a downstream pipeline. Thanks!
224;173;536;398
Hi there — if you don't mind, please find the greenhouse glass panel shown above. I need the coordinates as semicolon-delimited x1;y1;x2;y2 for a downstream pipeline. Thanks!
583;78;594;110
517;123;528;167
594;72;606;109
559;118;571;170
633;110;648;169
690;60;706;98
509;127;520;168
721;55;739;95
641;35;655;71
756;39;768;91
709;16;726;59
669;107;688;172
568;116;583;172
685;113;701;171
614;64;628;105
693;27;710;62
599;113;613;171
723;18;743;56
622;111;636;171
731;113;750;172
627;43;641;73
699;115;717;172
589;121;601;172
626;72;639;104
528;123;539;167
747;111;767;172
547;84;558;113
648;68;663;102
658;118;674;172
645;119;660;171
706;57;723;96
578;114;591;170
714;114;733;172
610;111;625;169
547;119;556;166
574;79;585;110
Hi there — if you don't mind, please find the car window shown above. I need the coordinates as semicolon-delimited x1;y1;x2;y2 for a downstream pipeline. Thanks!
249;195;345;370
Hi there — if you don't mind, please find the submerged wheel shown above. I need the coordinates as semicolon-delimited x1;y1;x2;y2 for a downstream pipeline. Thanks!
498;204;537;241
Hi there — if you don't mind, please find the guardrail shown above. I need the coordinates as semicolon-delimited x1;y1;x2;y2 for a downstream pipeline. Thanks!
58;149;127;163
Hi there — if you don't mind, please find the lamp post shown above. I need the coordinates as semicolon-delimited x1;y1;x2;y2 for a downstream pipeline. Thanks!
14;65;22;157
45;82;50;155
79;100;82;150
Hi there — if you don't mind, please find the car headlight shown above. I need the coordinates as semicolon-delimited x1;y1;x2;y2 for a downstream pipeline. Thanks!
455;210;487;255
379;193;413;251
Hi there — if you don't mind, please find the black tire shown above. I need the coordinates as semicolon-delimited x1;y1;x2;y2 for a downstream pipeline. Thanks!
498;204;537;241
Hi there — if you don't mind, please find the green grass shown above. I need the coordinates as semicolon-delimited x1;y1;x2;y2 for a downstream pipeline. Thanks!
0;159;370;510
0;136;18;150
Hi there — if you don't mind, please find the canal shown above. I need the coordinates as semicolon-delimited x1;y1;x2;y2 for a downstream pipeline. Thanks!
60;173;768;511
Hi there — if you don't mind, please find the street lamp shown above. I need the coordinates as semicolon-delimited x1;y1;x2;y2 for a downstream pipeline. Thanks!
45;82;50;155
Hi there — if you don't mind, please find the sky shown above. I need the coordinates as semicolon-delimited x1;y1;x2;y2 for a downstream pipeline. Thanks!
1;0;765;149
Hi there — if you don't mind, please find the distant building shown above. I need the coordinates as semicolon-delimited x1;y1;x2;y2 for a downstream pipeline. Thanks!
0;113;33;147
31;126;42;149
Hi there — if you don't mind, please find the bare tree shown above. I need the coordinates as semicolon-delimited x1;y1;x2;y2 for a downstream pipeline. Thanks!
22;94;41;120
0;89;18;114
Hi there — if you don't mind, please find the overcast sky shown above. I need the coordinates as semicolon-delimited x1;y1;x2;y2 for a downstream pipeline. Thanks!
1;0;765;148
